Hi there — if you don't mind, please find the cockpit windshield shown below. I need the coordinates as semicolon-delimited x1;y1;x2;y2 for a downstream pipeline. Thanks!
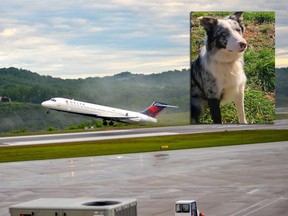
176;204;190;213
50;98;57;102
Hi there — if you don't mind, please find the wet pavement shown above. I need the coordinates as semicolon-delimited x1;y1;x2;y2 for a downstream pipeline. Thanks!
1;141;288;216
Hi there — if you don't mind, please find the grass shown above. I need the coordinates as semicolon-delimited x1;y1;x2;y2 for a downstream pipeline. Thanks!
155;112;190;126
200;89;275;124
1;129;287;163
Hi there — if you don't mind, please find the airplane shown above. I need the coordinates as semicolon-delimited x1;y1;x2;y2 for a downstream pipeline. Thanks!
41;97;177;126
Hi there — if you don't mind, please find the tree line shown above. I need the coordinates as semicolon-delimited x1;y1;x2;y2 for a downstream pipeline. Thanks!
276;67;288;107
0;67;190;133
0;67;190;111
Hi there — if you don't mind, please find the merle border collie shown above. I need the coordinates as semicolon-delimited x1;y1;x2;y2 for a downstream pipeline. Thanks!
190;12;248;124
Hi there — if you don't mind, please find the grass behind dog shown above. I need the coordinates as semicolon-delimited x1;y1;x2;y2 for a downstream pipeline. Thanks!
191;12;275;123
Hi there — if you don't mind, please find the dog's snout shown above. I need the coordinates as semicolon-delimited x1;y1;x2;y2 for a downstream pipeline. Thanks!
239;41;247;49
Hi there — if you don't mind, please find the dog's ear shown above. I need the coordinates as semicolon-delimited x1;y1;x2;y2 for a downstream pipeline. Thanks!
228;12;245;32
228;12;244;23
199;16;218;30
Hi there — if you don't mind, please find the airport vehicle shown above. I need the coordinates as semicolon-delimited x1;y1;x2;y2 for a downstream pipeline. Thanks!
10;198;205;216
41;97;177;126
9;198;137;216
175;200;204;216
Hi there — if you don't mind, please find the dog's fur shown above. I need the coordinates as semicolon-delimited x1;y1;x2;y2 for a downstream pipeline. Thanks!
191;12;248;124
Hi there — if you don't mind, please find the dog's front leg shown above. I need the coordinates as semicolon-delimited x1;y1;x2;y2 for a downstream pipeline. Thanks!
234;87;247;124
208;98;222;124
190;96;202;124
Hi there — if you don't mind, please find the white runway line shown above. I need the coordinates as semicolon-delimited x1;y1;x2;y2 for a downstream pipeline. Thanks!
3;132;178;146
0;129;132;141
246;189;259;194
242;197;284;216
230;196;284;216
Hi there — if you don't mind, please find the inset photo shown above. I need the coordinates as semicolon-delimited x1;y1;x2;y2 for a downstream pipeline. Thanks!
190;11;275;124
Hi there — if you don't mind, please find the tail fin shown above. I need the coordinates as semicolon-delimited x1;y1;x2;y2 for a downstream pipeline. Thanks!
141;101;177;118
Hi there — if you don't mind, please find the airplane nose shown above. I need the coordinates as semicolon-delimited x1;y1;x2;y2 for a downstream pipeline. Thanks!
41;101;49;107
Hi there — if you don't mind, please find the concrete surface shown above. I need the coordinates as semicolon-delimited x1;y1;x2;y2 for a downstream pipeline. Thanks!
1;122;287;146
1;141;288;216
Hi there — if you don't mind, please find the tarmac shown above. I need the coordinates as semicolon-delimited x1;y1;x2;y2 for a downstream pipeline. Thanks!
1;122;288;146
1;141;288;216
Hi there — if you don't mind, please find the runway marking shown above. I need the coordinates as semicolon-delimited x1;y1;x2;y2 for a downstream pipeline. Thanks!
246;189;259;194
3;132;178;146
241;197;284;216
0;129;132;141
230;196;283;216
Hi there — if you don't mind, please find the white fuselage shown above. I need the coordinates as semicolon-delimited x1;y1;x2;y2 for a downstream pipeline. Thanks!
41;97;157;124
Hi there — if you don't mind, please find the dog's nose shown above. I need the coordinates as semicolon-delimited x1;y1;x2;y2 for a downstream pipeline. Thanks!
239;42;247;49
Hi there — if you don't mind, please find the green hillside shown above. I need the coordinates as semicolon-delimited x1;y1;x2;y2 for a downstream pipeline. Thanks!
276;67;288;107
0;68;189;133
0;102;96;133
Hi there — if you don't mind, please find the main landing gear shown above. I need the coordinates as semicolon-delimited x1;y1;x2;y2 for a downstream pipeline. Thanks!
103;120;114;126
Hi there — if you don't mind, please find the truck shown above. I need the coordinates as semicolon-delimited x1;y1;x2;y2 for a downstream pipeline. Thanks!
175;200;204;216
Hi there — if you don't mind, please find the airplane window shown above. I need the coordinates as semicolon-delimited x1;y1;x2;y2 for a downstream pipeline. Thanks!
50;98;56;102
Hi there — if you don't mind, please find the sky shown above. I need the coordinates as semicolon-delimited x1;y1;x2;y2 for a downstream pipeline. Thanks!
0;0;287;79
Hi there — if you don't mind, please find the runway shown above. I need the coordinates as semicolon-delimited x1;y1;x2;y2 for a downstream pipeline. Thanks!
0;141;288;216
0;121;287;146
1;119;288;215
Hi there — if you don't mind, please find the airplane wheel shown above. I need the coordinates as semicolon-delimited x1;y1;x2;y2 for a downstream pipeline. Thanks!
103;120;108;126
109;121;114;126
